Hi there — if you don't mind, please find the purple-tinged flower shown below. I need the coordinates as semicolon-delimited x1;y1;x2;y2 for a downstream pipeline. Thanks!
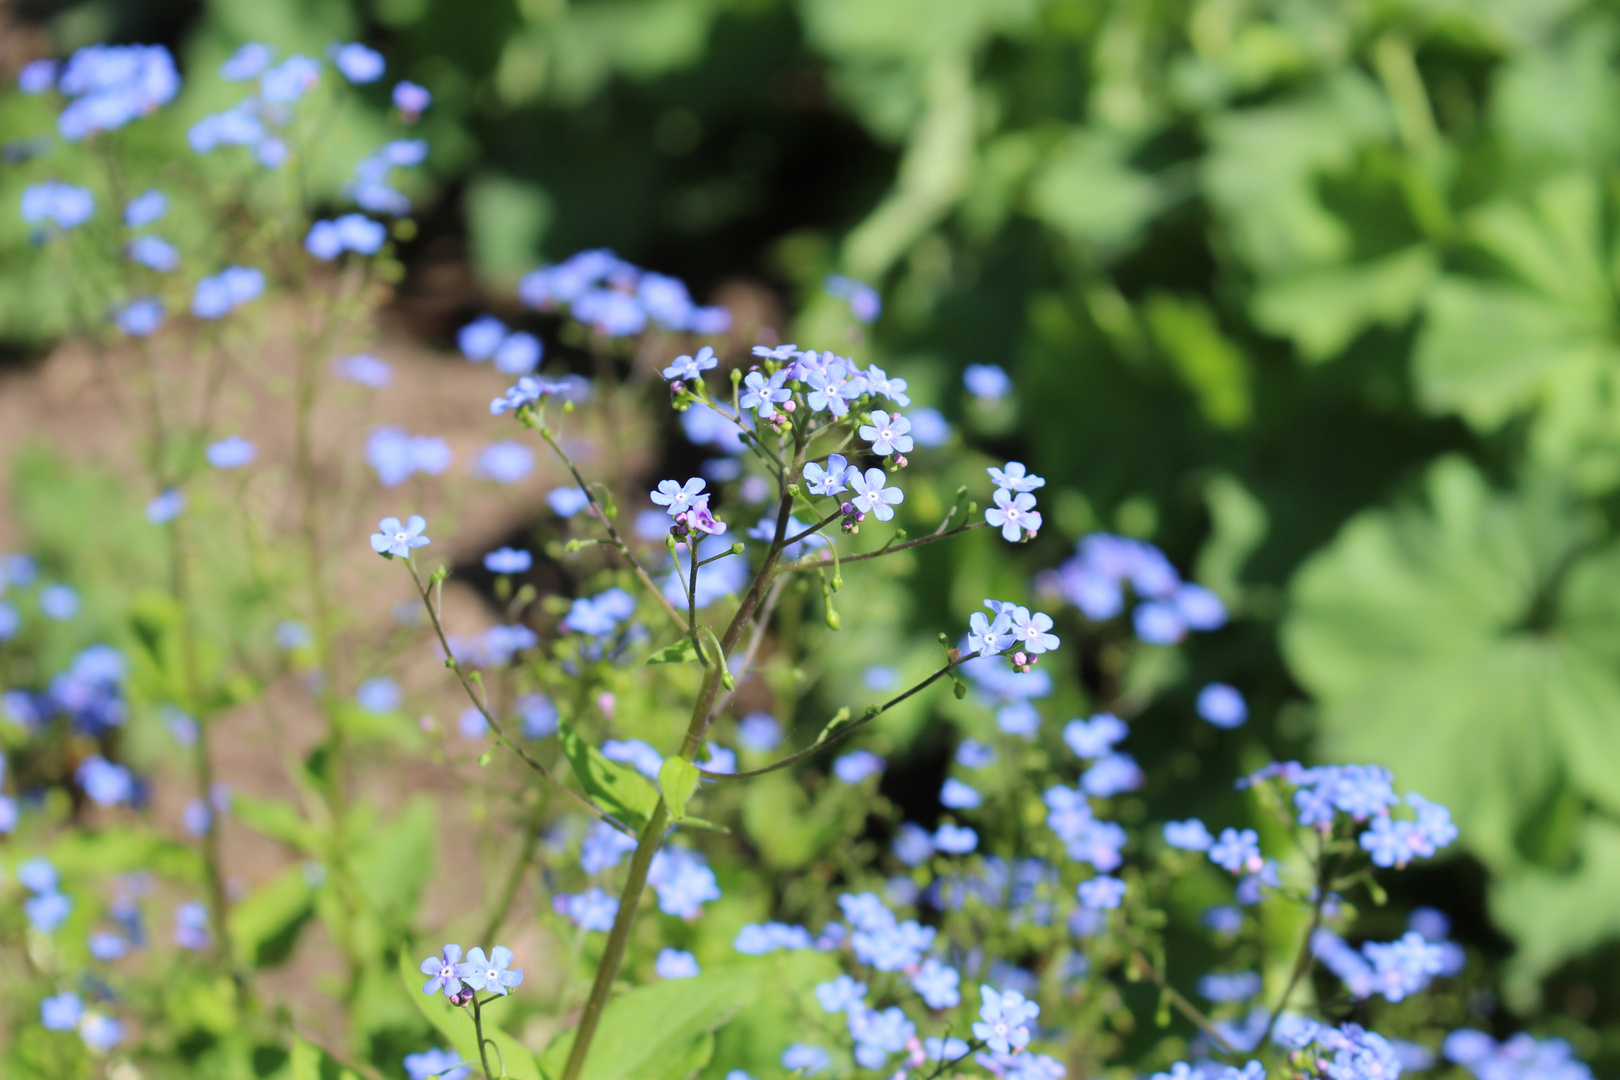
964;364;1011;401
934;823;978;854
334;43;385;83
986;489;1041;541
805;369;855;416
18;59;58;94
394;80;431;120
849;468;903;521
988;461;1044;492
860;364;908;404
1164;819;1214;851
1008;605;1059;654
420;944;465;996
859;410;913;456
454;945;524;996
174;901;210;950
260;55;319;103
206;436;256;469
656;948;700;979
1078;875;1126;909
370;514;430;558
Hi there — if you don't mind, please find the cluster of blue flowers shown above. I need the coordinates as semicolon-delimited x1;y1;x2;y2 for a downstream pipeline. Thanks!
419;943;525;1000
518;249;731;336
1044;532;1227;644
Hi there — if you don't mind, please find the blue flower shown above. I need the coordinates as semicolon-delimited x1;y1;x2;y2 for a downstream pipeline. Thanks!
555;889;619;932
964;364;1011;401
21;181;93;229
1164;819;1214;851
825;274;882;322
652;477;706;516
566;589;637;637
41;991;83;1030
475;442;534;484
740;369;792;419
124;190;167;228
306;215;387;259
89;932;128;961
275;622;311;650
459;315;507;360
988;462;1044;492
1078;874;1126;909
206;436;256;469
781;1044;830;1075
79;1013;124;1051
356;676;401;713
648;847;721;918
934;823;978;854
912;958;961;1008
859;364;907;404
858;410;913;456
941;777;982;809
18;59;58;94
26;890;73;932
1176;583;1227;630
1210;827;1262;874
1081;752;1142;797
405;1048;469;1080
848;468;903;521
1198;683;1247;728
77;756;134;806
656;948;701;979
968;608;1015;656
491;375;566;415
1199;971;1262;1003
737;712;781;751
115;298;163;337
260;55;319;103
662;345;718;382
128;235;179;271
549;487;590;515
957;739;996;768
986;489;1041;541
484;547;532;574
334;42;385;83
495;332;542;375
55;44;179;141
146;488;184;524
974;985;1039;1054
0;602;18;641
334;353;392;387
581;820;639;874
517;693;557;738
40;584;80;620
370;515;430;558
816;974;868;1013
454;945;524;996
833;750;884;783
192;267;265;319
733;922;814;954
802;455;851;496
1063;713;1126;758
909;407;950;447
394;81;431;119
220;43;273;81
420;944;464;996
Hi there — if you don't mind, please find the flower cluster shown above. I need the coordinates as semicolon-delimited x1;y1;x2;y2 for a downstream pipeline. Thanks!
1044;532;1227;644
419;944;525;1000
518;249;731;336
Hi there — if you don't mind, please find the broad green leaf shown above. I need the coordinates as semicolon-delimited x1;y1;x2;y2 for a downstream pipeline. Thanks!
658;757;701;821
1284;456;1620;879
557;720;660;832
401;951;543;1080
233;794;321;854
1143;294;1251;428
351;797;438;926
1029;131;1164;257
1252;245;1438;361
1493;818;1620;1005
229;865;314;970
47;827;203;882
741;770;845;869
647;639;698;665
538;964;763;1080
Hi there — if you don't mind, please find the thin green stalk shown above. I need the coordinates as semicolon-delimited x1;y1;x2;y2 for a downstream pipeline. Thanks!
472;996;495;1080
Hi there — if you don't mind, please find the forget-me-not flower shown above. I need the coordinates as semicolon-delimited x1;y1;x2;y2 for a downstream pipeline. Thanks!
371;515;430;558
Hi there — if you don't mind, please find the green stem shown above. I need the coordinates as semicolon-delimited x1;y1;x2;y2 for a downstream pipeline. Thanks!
472;996;495;1080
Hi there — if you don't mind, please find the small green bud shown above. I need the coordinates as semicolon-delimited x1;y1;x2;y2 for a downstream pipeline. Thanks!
562;400;575;414
826;610;841;630
730;368;743;385
721;672;736;691
444;657;458;670
954;681;967;700
477;750;493;767
565;539;585;552
665;534;678;551
831;576;843;591
730;542;745;556
787;483;801;498
966;501;978;516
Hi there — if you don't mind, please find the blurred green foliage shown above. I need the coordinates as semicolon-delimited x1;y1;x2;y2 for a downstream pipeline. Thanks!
12;0;1620;1039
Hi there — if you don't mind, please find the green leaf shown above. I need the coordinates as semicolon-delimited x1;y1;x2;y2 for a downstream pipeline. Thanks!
351;797;438;926
646;639;698;665
1252;245;1438;361
228;865;314;970
1143;294;1252;428
1493;817;1620;1006
401;951;543;1080
658;757;701;821
1029;130;1164;257
557;720;660;832
538;964;763;1080
233;794;321;854
741;771;845;869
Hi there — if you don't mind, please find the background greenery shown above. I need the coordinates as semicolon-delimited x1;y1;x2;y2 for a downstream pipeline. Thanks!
8;0;1620;1065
